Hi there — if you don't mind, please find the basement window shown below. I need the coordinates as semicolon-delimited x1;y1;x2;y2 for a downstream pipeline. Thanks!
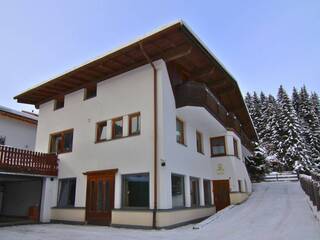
122;173;149;208
84;84;97;100
57;178;76;207
54;97;64;110
49;129;73;154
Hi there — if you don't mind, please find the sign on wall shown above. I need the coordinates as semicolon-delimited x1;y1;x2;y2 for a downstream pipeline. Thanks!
216;163;225;175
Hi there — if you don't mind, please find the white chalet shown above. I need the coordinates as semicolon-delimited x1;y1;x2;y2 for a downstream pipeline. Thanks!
13;21;258;228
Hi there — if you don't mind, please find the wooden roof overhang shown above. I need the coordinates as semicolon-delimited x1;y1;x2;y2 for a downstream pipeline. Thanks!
0;110;37;125
14;21;257;143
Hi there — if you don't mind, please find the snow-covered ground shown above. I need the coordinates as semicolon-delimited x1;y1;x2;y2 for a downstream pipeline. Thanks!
1;182;320;240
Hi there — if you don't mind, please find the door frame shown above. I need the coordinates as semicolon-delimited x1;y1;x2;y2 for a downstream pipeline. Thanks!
83;168;118;225
212;179;231;211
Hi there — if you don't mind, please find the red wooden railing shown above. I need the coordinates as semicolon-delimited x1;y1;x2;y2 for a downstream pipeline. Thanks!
0;145;58;176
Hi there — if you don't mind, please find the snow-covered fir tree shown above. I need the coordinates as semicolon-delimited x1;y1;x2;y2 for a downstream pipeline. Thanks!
245;143;268;181
276;86;312;172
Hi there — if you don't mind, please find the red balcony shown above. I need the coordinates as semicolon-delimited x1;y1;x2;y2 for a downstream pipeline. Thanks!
0;145;58;176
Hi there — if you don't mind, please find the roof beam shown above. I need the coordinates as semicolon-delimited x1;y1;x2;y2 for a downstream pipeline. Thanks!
189;66;217;82
161;44;193;62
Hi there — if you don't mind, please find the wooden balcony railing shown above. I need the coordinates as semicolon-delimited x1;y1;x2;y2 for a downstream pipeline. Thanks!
0;145;58;176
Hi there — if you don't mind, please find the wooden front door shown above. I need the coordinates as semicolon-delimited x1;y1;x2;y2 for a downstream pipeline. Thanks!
212;180;230;211
85;169;116;225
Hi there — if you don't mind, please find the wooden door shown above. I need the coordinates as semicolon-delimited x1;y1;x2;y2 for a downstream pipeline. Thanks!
85;170;116;225
212;180;230;211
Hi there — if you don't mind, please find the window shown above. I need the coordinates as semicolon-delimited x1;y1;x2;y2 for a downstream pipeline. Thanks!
129;113;141;136
122;173;149;208
210;136;226;157
176;118;184;145
49;129;73;154
196;131;203;154
96;121;107;142
190;177;200;207
203;180;212;205
238;180;242;192
112;117;123;139
57;178;76;207
171;174;185;208
84;84;97;100
54;97;64;110
0;136;5;145
233;138;239;158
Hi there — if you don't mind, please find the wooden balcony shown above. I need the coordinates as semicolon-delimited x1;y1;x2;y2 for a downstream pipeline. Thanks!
0;145;58;176
175;81;254;150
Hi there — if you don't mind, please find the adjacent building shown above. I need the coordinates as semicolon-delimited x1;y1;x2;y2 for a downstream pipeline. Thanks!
13;21;257;228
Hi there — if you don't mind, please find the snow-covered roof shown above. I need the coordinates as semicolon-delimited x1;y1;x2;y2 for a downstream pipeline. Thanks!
0;105;38;124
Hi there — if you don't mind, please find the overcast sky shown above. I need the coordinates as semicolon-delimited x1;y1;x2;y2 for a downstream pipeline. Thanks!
0;0;319;112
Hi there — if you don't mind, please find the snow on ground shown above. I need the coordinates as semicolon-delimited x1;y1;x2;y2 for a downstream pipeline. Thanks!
1;182;320;240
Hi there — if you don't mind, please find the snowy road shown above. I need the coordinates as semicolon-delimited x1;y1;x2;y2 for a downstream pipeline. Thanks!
1;182;320;240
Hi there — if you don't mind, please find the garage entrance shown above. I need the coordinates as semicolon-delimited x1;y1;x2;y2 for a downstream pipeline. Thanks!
0;173;43;226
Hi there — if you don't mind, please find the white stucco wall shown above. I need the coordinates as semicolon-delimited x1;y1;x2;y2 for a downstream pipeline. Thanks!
0;115;37;150
36;62;156;213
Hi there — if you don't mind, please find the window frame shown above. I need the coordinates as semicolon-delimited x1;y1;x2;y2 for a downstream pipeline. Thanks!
233;138;239;158
190;177;200;207
54;97;65;110
171;173;185;208
203;179;212;206
57;177;76;208
196;131;204;154
49;129;74;154
121;172;150;208
129;112;141;136
176;118;185;145
210;136;226;157
96;121;107;143
112;117;123;139
84;84;97;100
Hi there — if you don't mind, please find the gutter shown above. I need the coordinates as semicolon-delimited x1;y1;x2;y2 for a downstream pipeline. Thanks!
139;42;158;229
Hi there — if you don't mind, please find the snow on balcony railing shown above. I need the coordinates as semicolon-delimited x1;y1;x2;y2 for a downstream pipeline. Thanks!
0;145;58;176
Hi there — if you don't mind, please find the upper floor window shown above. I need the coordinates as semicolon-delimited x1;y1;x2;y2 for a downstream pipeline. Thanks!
210;136;226;157
196;131;203;154
112;117;123;139
129;113;141;136
96;121;107;142
57;178;76;207
50;129;73;154
54;97;64;110
176;118;185;145
84;84;97;100
233;138;239;158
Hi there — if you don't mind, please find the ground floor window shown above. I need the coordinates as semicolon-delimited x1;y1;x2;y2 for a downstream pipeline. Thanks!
203;179;212;205
171;174;185;208
238;180;242;192
122;173;149;208
57;178;76;207
190;177;200;207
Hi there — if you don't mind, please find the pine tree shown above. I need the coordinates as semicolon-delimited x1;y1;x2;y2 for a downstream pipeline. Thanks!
299;86;320;163
276;85;311;172
311;92;320;119
292;87;301;115
245;143;268;181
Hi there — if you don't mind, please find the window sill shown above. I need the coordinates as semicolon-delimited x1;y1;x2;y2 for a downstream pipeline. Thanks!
95;134;140;144
177;142;187;147
113;207;151;212
49;150;72;155
211;154;227;158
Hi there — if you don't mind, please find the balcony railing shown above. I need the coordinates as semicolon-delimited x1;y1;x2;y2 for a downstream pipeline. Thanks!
175;81;254;150
0;145;58;176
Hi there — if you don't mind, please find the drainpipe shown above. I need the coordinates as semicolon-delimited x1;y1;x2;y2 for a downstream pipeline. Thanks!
139;42;158;229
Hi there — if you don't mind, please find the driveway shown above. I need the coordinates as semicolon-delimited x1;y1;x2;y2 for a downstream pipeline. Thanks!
1;182;319;240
